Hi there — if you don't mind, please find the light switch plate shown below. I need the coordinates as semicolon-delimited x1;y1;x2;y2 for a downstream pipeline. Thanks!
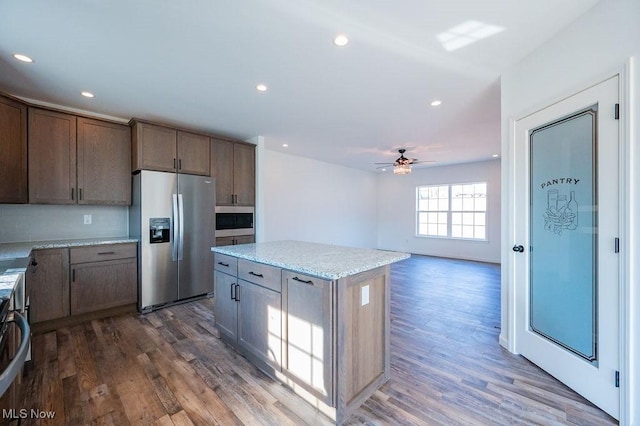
84;214;92;225
361;284;370;306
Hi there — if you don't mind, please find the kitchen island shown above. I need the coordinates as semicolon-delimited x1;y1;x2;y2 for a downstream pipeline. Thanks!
211;241;409;424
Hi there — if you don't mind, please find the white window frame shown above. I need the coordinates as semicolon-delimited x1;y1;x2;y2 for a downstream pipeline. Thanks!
416;182;488;241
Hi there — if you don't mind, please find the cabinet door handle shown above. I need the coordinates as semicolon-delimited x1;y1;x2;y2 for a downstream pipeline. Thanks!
178;159;182;170
248;271;263;278
97;251;115;255
79;188;83;200
29;258;38;273
236;284;240;302
72;269;76;282
217;262;229;267
292;276;313;285
71;188;75;200
173;158;177;169
231;283;236;300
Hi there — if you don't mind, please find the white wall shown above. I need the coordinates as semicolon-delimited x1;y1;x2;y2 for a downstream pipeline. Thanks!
377;160;501;263
500;0;639;423
258;149;378;248
0;204;128;243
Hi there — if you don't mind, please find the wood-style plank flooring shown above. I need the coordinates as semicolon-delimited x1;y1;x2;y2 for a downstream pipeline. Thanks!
11;255;617;425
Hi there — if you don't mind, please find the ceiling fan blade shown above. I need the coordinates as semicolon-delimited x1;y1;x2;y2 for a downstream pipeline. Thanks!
411;160;436;164
374;162;394;165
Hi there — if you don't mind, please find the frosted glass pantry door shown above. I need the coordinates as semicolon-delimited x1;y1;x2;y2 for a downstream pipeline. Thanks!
513;75;619;419
529;109;596;361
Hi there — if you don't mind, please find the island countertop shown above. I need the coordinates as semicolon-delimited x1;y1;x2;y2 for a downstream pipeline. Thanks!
211;240;409;280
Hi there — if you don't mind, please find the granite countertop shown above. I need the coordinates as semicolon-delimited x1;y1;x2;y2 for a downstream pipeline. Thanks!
0;237;138;261
211;240;410;280
0;237;138;300
0;258;30;300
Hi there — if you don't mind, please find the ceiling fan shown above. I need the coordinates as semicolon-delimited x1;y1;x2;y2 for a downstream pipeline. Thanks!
374;149;433;174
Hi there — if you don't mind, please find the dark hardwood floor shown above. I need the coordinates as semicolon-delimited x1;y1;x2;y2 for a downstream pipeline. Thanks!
10;255;617;425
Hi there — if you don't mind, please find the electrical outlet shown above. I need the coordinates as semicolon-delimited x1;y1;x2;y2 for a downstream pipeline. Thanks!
84;214;92;225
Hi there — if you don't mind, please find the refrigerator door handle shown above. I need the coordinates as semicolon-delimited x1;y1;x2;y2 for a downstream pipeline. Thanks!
178;193;185;261
172;194;179;261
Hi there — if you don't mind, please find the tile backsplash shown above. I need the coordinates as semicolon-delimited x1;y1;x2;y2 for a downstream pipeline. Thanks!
0;204;128;243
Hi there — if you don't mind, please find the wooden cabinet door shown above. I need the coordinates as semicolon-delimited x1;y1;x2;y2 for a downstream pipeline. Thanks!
282;270;333;404
26;248;70;323
214;270;238;341
215;237;235;247
234;235;255;245
233;143;255;206
0;96;27;203
132;121;177;172
77;117;131;205
210;138;234;205
28;108;77;204
177;131;210;176
70;257;137;315
237;279;282;369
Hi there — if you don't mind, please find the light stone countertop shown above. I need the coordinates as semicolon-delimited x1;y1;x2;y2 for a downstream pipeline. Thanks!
0;237;138;261
211;240;410;280
0;237;138;300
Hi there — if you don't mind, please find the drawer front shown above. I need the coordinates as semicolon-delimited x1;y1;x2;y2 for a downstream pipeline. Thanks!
70;243;137;264
238;259;281;292
214;253;238;274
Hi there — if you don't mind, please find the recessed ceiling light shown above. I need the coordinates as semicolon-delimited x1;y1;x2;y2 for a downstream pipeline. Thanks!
13;53;34;63
81;91;95;98
492;154;500;158
381;168;387;172
430;100;442;107
333;34;349;47
256;84;268;92
282;144;289;148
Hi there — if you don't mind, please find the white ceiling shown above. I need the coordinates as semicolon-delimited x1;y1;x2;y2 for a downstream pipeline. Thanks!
0;0;600;172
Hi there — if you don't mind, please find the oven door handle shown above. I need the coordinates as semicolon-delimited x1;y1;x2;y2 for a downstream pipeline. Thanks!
0;312;30;397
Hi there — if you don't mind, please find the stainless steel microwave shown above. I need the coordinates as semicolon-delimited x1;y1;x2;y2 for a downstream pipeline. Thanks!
215;206;255;237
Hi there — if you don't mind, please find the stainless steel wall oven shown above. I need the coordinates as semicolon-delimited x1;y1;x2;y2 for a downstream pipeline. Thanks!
215;206;255;237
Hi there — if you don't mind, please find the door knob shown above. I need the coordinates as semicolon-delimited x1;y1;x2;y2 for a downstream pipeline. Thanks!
512;245;525;253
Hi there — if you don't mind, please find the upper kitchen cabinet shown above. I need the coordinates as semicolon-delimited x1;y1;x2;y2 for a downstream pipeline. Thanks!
77;117;131;205
131;121;177;173
131;120;210;176
0;95;28;204
28;108;77;204
176;131;210;175
211;139;255;206
29;108;132;205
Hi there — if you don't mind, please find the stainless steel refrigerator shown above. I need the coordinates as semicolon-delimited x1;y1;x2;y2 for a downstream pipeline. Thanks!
130;170;215;312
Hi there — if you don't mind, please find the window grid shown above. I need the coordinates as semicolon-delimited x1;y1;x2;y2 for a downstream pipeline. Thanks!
417;182;487;240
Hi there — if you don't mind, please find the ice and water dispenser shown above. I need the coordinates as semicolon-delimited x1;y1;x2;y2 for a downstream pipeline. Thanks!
149;218;171;243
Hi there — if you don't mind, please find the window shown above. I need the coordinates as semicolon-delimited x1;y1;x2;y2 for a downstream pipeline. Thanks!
417;182;487;240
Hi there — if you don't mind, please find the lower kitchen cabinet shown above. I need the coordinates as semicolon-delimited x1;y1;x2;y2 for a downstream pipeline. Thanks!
70;258;136;315
27;248;70;323
69;243;137;315
214;255;282;370
27;243;138;326
281;270;333;404
214;270;238;340
237;278;282;368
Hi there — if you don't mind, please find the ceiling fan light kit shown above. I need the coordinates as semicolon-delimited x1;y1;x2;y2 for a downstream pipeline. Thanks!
393;163;412;175
375;148;432;175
